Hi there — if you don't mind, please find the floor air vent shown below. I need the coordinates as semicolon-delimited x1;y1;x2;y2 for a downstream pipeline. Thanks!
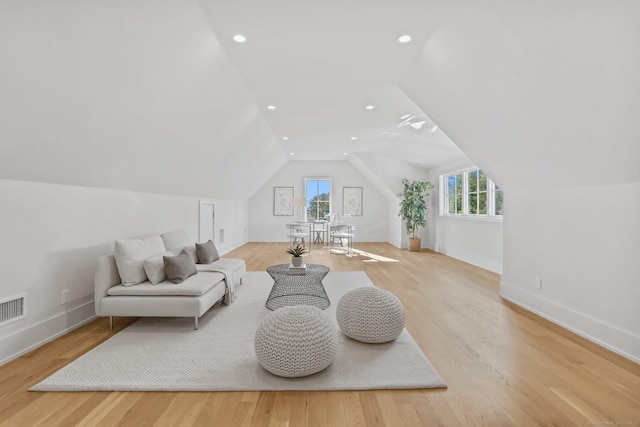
0;294;26;325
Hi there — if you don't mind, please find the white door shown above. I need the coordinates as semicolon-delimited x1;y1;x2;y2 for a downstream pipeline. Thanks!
199;201;215;243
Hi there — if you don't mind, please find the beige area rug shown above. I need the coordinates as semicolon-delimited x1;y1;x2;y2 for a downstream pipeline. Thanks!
32;271;446;392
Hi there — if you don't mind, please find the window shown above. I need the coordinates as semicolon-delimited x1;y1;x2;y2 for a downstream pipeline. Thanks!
467;169;487;215
446;173;463;215
305;179;331;220
441;168;503;219
493;183;504;216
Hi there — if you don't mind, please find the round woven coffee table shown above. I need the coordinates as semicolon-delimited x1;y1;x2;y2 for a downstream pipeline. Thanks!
265;264;331;310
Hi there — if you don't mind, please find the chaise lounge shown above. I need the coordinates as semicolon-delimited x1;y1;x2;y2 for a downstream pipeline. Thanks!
94;230;245;330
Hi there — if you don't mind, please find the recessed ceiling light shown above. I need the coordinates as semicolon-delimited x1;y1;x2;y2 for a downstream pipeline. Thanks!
343;153;349;155
282;137;288;140
289;152;294;156
365;105;375;110
398;35;412;44
267;105;276;110
233;34;247;43
350;136;357;140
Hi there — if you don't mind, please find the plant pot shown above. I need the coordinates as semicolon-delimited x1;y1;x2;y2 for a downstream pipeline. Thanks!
291;256;303;267
408;237;421;252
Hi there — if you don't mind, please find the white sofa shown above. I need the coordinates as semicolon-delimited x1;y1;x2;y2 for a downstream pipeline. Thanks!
94;230;245;330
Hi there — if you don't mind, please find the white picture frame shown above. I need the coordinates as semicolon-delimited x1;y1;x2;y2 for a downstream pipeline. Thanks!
343;187;363;216
273;187;294;216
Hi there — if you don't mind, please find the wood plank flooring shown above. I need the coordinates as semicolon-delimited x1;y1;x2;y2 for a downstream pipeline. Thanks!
1;242;638;426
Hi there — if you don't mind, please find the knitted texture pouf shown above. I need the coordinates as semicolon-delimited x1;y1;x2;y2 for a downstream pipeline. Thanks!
336;287;405;343
254;305;338;378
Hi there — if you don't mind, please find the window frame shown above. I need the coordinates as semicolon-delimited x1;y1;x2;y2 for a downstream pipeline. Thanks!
440;167;503;221
304;177;332;221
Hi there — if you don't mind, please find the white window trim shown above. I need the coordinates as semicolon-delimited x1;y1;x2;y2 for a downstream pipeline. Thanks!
304;177;332;219
439;167;503;221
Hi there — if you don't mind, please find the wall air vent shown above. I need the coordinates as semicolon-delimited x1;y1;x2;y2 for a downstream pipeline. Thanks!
0;294;26;326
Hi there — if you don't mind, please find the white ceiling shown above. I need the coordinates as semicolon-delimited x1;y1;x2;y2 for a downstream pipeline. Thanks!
2;0;636;200
199;0;465;169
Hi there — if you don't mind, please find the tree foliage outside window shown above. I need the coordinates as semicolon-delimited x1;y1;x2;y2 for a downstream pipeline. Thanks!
305;179;331;220
468;169;487;215
446;173;463;214
494;184;504;215
442;168;503;218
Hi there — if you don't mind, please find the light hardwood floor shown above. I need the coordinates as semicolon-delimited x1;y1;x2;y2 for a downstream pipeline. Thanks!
1;242;639;426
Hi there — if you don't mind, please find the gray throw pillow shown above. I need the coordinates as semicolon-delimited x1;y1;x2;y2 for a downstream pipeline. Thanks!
196;240;219;264
163;249;197;284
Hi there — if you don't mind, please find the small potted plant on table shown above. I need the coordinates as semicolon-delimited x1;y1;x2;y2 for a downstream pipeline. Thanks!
286;243;308;267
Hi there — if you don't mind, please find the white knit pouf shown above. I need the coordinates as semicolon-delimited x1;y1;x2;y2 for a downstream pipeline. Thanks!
336;287;405;343
254;305;338;378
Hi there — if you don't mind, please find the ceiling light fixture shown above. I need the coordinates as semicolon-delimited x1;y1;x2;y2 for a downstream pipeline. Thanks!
365;105;375;110
289;152;294;156
267;105;276;110
398;35;412;44
350;136;357;140
282;136;288;140
343;153;349;155
233;34;247;43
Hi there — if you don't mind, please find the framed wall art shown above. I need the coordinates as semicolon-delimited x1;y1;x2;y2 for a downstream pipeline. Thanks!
273;187;294;216
343;187;363;216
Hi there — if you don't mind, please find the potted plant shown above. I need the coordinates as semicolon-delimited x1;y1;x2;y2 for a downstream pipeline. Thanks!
398;178;434;252
286;243;308;266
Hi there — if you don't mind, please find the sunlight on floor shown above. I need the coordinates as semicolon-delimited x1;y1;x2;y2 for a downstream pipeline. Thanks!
350;248;399;263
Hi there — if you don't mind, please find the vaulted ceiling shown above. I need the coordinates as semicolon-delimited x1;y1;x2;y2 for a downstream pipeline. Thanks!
1;0;638;200
199;0;464;168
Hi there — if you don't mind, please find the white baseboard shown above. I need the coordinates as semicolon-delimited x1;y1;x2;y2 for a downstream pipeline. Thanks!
501;282;640;364
218;237;249;256
0;301;96;366
436;246;502;274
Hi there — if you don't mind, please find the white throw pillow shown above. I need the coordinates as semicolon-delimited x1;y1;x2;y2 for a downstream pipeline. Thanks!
115;235;166;286
160;230;192;252
143;251;173;284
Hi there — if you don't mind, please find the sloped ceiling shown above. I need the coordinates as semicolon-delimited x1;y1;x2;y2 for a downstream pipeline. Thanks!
2;1;637;200
399;0;640;190
0;0;286;200
191;0;465;168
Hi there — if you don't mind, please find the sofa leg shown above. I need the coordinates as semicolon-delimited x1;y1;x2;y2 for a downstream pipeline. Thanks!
109;316;113;331
194;317;198;330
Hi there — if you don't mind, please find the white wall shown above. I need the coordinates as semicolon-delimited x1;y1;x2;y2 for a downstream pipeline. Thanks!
425;161;504;274
434;218;503;274
248;160;388;242
0;179;248;364
398;0;639;362
351;153;433;248
501;183;640;363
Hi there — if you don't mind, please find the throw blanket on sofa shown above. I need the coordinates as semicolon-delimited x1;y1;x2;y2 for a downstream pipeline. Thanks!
196;266;236;304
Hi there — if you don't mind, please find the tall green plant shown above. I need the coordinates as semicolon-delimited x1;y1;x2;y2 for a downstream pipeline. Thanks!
398;178;435;238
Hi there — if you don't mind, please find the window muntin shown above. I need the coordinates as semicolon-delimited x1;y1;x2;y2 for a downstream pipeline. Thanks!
446;173;463;215
467;169;488;215
305;179;331;220
441;168;503;219
494;183;504;216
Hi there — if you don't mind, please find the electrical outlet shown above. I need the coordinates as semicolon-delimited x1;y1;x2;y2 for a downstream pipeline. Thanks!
61;289;69;305
535;277;542;290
